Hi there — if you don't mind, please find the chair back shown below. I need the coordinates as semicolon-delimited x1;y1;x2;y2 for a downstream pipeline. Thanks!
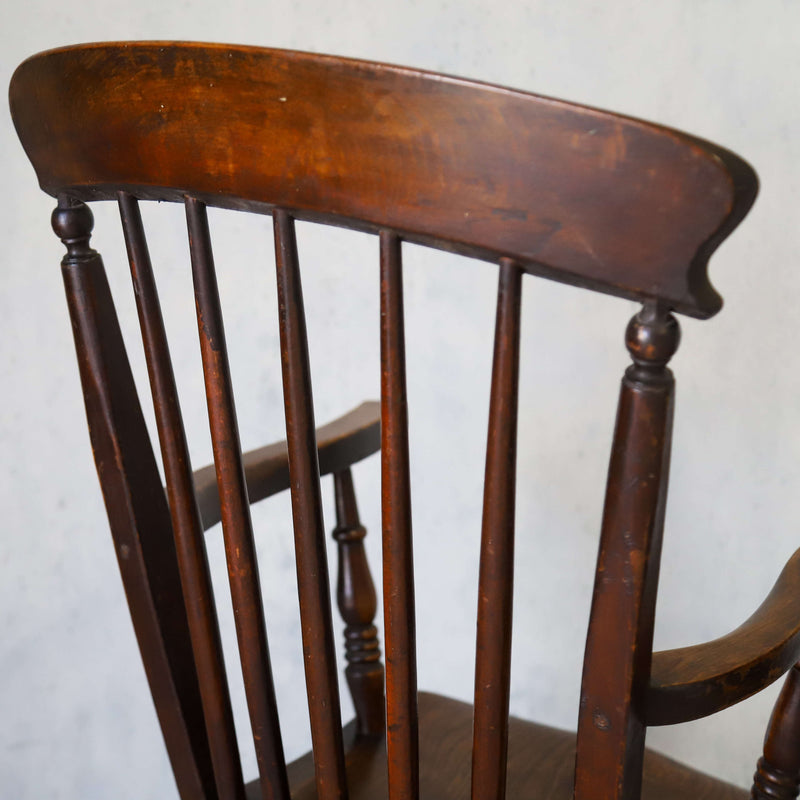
10;42;760;800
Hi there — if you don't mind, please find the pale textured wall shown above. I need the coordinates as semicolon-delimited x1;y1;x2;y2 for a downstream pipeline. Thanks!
2;2;799;797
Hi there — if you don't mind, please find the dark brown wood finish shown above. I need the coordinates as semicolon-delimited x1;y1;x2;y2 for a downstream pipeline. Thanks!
118;191;244;800
11;41;780;800
471;259;524;800
278;693;749;800
648;546;800;725
10;42;757;318
575;304;680;800
53;198;215;800
186;197;290;800
273;208;348;800
194;402;380;531
380;229;419;800
333;468;386;738
752;665;800;799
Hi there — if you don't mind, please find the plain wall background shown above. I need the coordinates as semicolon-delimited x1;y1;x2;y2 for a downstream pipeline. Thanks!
2;1;799;797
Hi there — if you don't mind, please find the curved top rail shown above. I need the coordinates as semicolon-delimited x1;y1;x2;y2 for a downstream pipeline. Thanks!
10;41;756;317
648;546;800;726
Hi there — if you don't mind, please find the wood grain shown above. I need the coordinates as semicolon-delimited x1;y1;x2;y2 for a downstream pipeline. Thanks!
380;230;419;800
333;467;386;738
55;199;215;800
274;208;348;800
575;305;680;800
12;41;773;800
649;547;800;725
471;259;523;800
10;42;757;317
752;665;800;799
187;197;289;800
118;191;244;799
194;402;380;531
254;693;749;800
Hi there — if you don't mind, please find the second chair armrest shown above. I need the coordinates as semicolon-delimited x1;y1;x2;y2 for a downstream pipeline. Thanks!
647;546;800;725
193;401;380;531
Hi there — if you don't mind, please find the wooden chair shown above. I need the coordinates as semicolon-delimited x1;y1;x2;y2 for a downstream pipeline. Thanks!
9;41;800;800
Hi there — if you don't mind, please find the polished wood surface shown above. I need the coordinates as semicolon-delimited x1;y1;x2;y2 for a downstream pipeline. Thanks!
188;196;289;800
333;468;385;738
12;40;789;800
274;208;348;800
119;191;244;799
380;229;419;800
10;42;757;317
194;403;380;531
649;547;800;725
54;200;215;800
258;693;749;800
471;260;523;800
575;305;679;800
752;665;800;799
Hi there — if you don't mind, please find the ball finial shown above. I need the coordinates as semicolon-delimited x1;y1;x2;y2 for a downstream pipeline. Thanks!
51;198;94;259
625;302;680;375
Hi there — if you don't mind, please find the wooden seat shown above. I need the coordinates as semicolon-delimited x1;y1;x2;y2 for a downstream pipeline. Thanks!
9;41;800;800
279;694;749;800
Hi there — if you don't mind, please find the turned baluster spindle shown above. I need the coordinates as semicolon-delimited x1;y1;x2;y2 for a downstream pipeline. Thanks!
332;468;385;737
575;302;680;800
752;664;800;799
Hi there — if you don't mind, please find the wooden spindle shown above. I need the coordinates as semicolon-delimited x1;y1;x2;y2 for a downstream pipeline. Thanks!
574;302;680;800
118;192;245;800
333;468;386;737
273;208;348;800
54;197;215;800
185;197;289;800
471;259;523;800
379;229;419;800
752;664;800;799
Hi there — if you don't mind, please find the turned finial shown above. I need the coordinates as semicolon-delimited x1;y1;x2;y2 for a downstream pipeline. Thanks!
51;197;95;260
625;301;680;380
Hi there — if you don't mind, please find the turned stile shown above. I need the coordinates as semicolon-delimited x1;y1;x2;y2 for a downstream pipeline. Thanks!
574;303;680;800
752;664;800;799
53;198;216;800
332;468;386;737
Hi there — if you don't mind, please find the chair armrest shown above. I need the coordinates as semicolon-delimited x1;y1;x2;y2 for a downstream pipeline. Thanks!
193;401;380;530
647;547;800;725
